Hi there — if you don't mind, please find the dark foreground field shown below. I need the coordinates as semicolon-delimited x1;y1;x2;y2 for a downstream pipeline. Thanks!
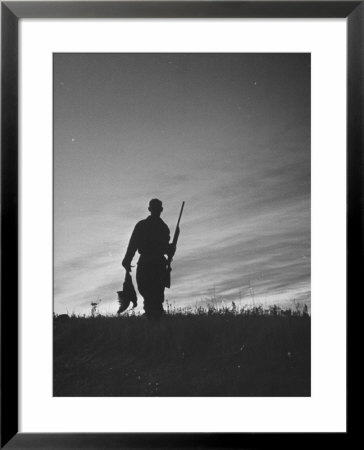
54;308;310;396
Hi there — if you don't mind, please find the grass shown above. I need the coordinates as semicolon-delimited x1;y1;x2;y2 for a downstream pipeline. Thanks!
53;304;310;397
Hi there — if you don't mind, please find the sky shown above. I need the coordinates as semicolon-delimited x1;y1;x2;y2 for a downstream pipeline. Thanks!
54;53;310;315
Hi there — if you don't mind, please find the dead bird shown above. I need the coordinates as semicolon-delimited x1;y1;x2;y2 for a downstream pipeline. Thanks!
117;271;137;314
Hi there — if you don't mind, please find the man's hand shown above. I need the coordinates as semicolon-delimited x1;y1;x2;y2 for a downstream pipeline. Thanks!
122;259;132;272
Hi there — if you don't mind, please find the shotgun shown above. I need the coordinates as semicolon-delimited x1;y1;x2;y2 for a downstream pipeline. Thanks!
165;201;185;288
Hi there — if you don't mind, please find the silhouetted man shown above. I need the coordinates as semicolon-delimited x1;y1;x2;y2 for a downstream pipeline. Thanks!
122;199;175;320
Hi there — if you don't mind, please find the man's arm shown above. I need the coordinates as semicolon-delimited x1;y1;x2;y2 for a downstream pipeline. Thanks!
167;242;176;258
164;225;176;258
122;225;139;272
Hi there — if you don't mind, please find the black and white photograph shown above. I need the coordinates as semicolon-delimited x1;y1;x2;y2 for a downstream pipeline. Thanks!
53;53;311;397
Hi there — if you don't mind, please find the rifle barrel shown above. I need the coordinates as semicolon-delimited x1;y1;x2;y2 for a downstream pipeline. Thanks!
176;201;185;230
169;201;185;263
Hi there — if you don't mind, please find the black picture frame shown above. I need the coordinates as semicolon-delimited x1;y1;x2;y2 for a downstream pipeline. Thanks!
1;1;360;448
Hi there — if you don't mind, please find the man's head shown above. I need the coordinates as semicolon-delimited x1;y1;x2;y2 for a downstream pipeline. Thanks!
148;198;163;217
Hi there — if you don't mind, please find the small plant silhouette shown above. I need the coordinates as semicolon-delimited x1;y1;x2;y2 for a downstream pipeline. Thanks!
90;298;102;317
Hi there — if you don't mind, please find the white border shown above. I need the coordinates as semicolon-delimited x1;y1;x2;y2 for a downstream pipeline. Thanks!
20;19;346;432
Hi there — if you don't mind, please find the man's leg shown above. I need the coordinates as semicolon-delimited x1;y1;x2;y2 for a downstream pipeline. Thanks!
142;296;153;318
136;260;166;320
143;290;164;321
136;263;148;315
